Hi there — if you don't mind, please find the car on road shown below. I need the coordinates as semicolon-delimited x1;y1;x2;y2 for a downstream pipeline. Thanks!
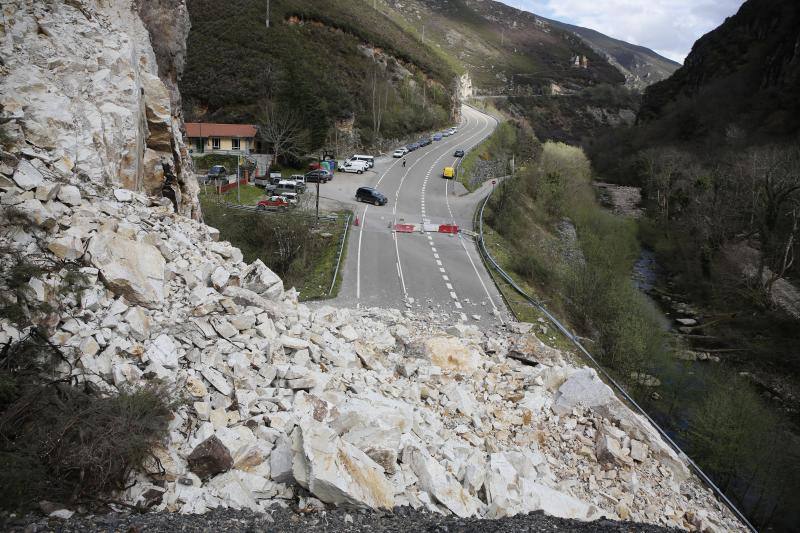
305;169;331;183
418;137;431;147
442;166;455;179
355;186;387;206
392;149;406;158
257;195;290;211
341;161;368;174
433;133;443;141
447;127;457;135
406;142;420;151
453;149;465;157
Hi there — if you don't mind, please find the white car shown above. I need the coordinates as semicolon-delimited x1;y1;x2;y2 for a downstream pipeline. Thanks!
280;192;299;205
392;149;405;158
341;161;368;174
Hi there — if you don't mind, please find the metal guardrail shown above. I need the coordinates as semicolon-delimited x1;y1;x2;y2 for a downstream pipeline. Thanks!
475;191;757;533
329;214;351;295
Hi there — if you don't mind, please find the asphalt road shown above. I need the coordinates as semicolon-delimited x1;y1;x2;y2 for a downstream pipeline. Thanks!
316;105;510;327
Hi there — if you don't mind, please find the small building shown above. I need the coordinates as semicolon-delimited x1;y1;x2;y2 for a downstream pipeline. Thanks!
185;123;258;154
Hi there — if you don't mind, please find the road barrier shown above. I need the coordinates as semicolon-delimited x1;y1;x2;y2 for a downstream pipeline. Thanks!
393;223;418;233
438;223;459;234
474;190;757;533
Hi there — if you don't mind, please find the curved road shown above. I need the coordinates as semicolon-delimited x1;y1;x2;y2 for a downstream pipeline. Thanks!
319;105;509;326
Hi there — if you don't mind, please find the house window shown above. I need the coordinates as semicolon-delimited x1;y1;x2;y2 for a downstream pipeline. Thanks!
232;138;240;150
212;137;221;150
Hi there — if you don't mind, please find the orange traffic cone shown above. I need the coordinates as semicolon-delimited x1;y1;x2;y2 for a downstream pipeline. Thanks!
354;215;360;227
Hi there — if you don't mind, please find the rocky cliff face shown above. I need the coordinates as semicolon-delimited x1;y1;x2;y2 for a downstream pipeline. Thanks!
639;0;800;139
0;0;200;218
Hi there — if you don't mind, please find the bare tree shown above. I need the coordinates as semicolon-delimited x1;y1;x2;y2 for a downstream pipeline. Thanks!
256;100;308;165
741;145;800;299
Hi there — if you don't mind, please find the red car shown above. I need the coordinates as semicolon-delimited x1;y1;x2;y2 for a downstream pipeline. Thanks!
257;195;290;211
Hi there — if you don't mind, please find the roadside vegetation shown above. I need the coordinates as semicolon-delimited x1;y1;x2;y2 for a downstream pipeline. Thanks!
483;140;800;528
485;142;670;387
200;198;349;300
458;115;539;192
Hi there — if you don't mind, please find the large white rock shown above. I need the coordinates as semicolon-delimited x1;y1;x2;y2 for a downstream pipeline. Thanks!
56;184;82;206
87;231;166;309
11;159;43;190
48;235;84;260
421;337;482;373
241;259;283;299
551;368;615;415
407;446;482;517
145;334;179;369
484;452;598;520
292;421;394;510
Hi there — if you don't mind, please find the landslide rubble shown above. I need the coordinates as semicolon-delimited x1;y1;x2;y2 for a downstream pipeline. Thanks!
0;1;743;532
0;184;742;531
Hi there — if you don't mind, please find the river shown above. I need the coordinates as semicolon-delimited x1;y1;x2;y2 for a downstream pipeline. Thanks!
596;182;799;531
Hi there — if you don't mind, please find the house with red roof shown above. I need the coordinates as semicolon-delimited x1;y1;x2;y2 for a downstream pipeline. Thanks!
185;123;259;154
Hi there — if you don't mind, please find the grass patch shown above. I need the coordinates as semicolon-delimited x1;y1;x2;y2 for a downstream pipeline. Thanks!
201;197;351;300
199;184;265;206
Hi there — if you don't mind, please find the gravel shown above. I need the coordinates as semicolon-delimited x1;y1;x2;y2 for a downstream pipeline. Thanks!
3;506;677;533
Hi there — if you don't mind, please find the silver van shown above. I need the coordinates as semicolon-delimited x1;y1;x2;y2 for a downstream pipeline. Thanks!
351;154;374;168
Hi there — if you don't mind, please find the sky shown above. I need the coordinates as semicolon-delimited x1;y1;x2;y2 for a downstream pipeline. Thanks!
501;0;746;63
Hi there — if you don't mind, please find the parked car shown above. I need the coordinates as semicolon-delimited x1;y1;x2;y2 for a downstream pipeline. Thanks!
254;172;282;188
280;192;299;205
407;142;420;151
265;179;303;195
442;166;455;179
433;133;443;141
341;161;368;174
305;169;331;183
418;138;431;147
350;154;375;168
257;195;290;211
355;186;387;206
202;165;229;184
392;149;405;158
453;149;465;157
289;174;307;192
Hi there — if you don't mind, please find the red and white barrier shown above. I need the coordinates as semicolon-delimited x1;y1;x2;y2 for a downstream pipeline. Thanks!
392;223;461;234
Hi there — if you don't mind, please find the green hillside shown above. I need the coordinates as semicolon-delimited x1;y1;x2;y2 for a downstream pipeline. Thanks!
182;0;458;155
384;0;625;93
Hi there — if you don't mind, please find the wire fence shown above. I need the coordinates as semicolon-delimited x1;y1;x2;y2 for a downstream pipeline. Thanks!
475;191;757;533
329;213;351;295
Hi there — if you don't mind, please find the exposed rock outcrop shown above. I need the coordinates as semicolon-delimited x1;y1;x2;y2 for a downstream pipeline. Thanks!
0;0;199;219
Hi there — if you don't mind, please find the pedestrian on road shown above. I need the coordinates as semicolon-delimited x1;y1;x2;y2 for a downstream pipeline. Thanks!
402;158;406;168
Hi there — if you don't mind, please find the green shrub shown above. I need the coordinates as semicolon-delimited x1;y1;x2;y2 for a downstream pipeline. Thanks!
0;336;180;511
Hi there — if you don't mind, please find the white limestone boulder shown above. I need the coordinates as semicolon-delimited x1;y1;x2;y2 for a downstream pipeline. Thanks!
87;230;166;309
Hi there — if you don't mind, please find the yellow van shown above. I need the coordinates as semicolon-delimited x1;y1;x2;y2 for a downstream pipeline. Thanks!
442;166;455;179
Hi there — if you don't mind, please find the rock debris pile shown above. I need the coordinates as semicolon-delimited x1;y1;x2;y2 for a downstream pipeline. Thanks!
0;0;742;531
0;186;741;532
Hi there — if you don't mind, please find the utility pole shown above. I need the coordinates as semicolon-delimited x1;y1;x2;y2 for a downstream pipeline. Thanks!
315;180;320;224
236;155;241;203
421;24;425;43
265;0;270;28
501;28;504;46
